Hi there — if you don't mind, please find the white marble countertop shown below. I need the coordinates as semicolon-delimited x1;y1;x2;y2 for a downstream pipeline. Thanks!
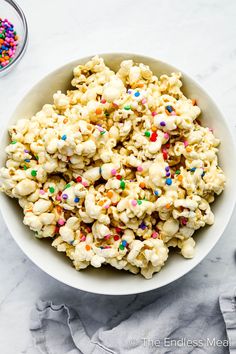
0;0;236;353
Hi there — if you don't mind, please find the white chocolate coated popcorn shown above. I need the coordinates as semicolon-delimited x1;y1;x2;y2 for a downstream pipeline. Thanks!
0;56;225;279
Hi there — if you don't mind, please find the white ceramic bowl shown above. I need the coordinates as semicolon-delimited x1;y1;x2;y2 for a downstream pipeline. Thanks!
0;53;235;295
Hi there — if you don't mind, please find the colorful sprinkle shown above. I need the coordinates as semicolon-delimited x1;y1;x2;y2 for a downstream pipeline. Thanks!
150;132;158;142
31;170;37;177
101;98;106;104
190;167;196;172
62;193;68;200
0;19;19;70
177;175;183;182
166;203;171;209
80;235;86;242
11;141;17;144
114;235;120;241
160;121;166;127
134;91;140;97
116;175;122;180
119;244;125;250
162;149;168;160
58;218;65;226
85;244;91;251
95;107;103;115
166;172;171;177
49;187;55;193
184;140;189;147
82;181;88;187
39;189;45;195
107;190;113;199
139;221;147;230
76;176;82;183
124;105;131;110
115;227;122;233
186;146;192;152
23;165;28;170
61;134;67;141
152;232;158;239
175;170;180;175
165;105;173;113
166;178;172;186
141;98;147;104
137;200;142;205
24;149;29;153
164;133;169;139
131;200;137;207
144;131;151;137
56;195;62;201
165;166;170;172
120;180;126;190
24;159;31;163
154;190;159;196
137;166;143;172
64;183;71;189
139;182;146;189
121;240;128;247
100;130;106;135
201;171;205;178
151;111;157;117
151;126;157;132
111;168;117;176
74;197;80;203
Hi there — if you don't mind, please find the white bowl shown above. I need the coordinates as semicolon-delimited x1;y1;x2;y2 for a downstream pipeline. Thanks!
1;53;235;295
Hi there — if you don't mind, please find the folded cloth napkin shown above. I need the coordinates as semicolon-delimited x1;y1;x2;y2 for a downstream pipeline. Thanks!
30;288;236;354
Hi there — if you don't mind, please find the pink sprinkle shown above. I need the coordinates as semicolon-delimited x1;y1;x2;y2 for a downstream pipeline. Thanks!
171;111;176;116
137;166;143;172
58;218;65;226
152;111;157;117
56;195;62;201
80;235;86;242
111;169;117;175
152;232;159;239
164;133;169;140
97;126;104;132
184;141;189;147
104;204;110;209
104;234;111;240
141;98;147;104
39;189;45;195
131;200;137;207
82;181;88;187
101;98;106;104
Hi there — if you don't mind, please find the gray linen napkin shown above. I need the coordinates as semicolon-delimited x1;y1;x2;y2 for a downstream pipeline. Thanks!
30;288;236;354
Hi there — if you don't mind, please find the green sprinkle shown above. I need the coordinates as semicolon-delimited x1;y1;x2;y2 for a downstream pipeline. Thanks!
119;244;125;250
31;170;37;177
175;170;180;175
137;200;142;205
35;155;39;160
11;140;17;144
144;131;151;138
23;165;28;170
100;130;106;135
124;105;131;110
64;183;71;189
49;187;55;193
120;180;126;190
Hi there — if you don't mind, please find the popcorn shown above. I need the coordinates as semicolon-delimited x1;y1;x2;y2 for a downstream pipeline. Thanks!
0;56;226;279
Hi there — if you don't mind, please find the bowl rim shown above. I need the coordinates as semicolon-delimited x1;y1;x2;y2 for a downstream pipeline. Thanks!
1;52;236;295
0;0;28;73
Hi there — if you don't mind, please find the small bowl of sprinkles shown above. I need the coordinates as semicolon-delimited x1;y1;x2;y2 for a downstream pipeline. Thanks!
0;0;28;76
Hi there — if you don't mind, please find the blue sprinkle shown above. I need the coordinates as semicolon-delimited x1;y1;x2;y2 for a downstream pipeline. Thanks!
99;167;102;174
190;167;196;172
122;240;127;247
24;159;31;162
61;134;67;141
166;178;172;186
166;105;173;113
134;91;140;97
154;190;159;196
74;197;80;203
201;171;205;177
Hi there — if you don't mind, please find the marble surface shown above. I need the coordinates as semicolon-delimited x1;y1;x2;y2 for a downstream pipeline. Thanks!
0;0;236;353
